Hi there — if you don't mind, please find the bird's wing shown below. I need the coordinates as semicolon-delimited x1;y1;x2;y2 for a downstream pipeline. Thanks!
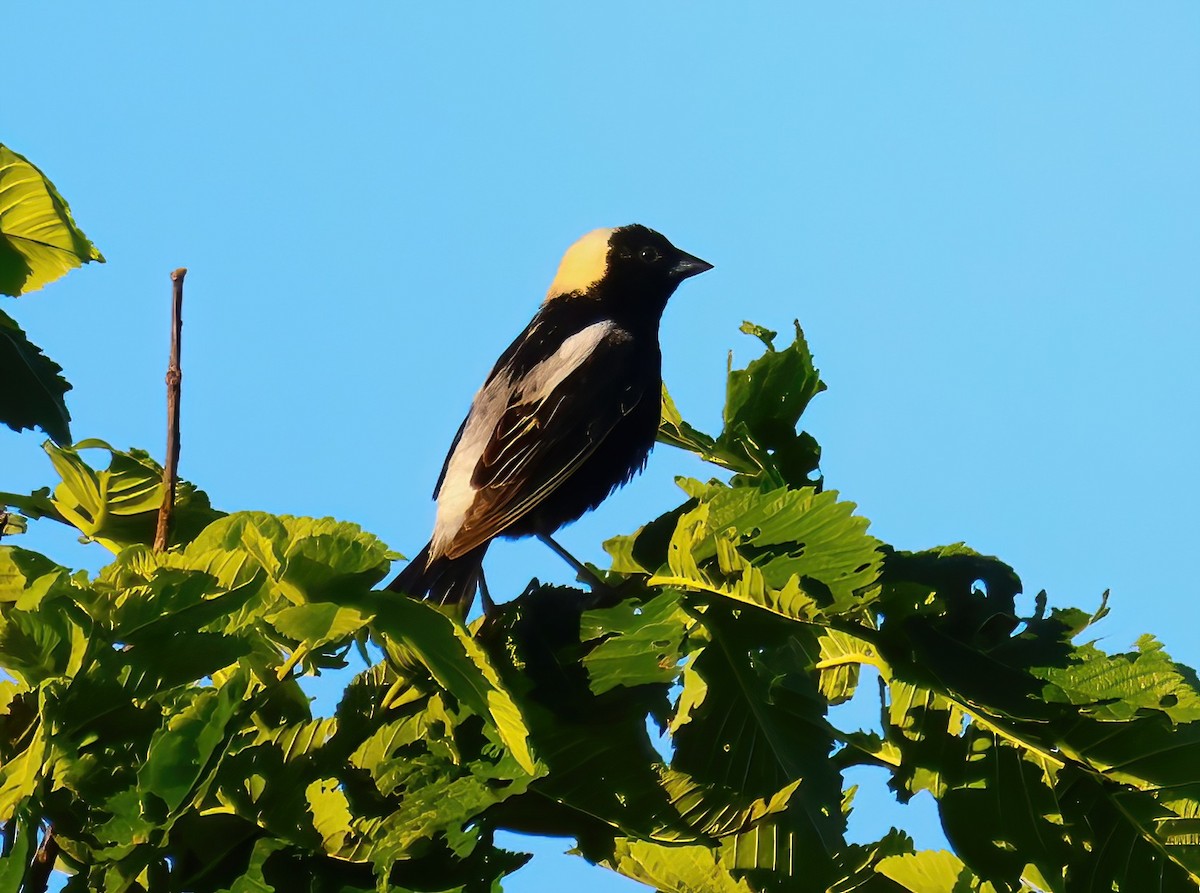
442;330;643;559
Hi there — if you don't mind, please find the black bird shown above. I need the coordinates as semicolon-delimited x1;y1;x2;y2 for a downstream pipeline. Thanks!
388;225;712;611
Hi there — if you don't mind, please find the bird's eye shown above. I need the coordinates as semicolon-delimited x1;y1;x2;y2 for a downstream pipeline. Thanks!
639;247;660;263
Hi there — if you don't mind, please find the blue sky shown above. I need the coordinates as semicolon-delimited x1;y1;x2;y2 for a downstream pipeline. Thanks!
4;4;1199;891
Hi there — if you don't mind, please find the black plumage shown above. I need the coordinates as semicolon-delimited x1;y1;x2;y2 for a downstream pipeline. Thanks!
388;224;711;610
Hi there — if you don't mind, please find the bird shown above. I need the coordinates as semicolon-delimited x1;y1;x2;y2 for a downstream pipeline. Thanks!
387;224;712;613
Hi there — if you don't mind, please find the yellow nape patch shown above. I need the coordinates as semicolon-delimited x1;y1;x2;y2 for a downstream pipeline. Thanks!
545;228;616;300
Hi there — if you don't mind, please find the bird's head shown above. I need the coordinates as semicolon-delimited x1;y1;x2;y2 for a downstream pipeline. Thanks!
544;224;712;318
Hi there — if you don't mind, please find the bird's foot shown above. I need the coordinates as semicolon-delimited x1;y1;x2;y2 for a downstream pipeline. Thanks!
582;575;646;610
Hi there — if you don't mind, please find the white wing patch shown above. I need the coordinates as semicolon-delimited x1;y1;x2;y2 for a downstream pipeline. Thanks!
430;320;615;557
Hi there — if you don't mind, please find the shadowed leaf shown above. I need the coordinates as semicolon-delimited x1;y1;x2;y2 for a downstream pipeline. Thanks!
0;309;71;442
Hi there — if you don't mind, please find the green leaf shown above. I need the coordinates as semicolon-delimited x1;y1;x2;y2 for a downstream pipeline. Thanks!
0;309;71;442
650;479;883;622
139;669;250;814
724;320;823;436
718;321;825;485
305;778;353;854
935;731;1069;887
5;319;1200;893
670;608;845;889
40;440;222;550
1055;764;1200;890
0;512;26;537
826;829;915;893
0;488;59;525
214;837;287;893
880;678;967;801
579;590;692;695
268;602;373;649
875;850;1000;892
367;593;539;776
876;600;1200;889
0;726;44;820
814;628;878;706
658;385;730;469
0;144;104;297
0;558;88;686
581;838;754;893
0;812;34;893
485;585;796;846
343;697;535;863
187;512;396;603
659;322;825;486
1036;635;1200;723
0;546;64;604
738;320;779;349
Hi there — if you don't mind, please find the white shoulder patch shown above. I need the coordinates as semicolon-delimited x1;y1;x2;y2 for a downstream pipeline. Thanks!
545;228;616;300
518;320;614;402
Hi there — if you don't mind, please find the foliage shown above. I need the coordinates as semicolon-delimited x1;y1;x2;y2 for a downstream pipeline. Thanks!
0;143;104;443
4;154;1199;892
4;324;1200;892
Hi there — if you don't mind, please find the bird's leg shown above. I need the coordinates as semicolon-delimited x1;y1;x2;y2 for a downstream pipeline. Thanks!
537;533;647;610
537;533;607;591
478;570;498;618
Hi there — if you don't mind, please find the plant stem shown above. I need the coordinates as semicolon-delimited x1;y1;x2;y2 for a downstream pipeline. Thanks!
154;267;187;551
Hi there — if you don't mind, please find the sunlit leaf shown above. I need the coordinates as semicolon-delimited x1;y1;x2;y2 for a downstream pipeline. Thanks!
0;144;103;297
367;593;538;776
268;602;373;649
648;479;883;622
40;440;222;550
1037;634;1200;723
875;850;1000;892
581;838;754;893
579;590;692;695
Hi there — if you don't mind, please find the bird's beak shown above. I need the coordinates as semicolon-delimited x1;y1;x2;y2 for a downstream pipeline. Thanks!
669;251;714;281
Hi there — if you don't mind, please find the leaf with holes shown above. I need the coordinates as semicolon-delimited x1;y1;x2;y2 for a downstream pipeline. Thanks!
580;590;693;695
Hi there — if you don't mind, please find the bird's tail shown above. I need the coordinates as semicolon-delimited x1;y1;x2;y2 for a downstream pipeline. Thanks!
386;541;488;613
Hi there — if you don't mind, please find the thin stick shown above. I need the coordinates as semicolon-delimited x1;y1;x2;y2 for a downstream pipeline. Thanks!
25;824;58;893
154;268;187;552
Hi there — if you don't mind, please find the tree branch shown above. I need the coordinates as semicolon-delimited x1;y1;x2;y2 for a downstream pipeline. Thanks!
153;267;187;552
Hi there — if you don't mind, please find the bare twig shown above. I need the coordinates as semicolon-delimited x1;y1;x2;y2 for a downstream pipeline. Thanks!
25;823;59;893
154;267;187;552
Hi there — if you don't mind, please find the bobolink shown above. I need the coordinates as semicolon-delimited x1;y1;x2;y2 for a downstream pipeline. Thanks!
388;224;712;610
